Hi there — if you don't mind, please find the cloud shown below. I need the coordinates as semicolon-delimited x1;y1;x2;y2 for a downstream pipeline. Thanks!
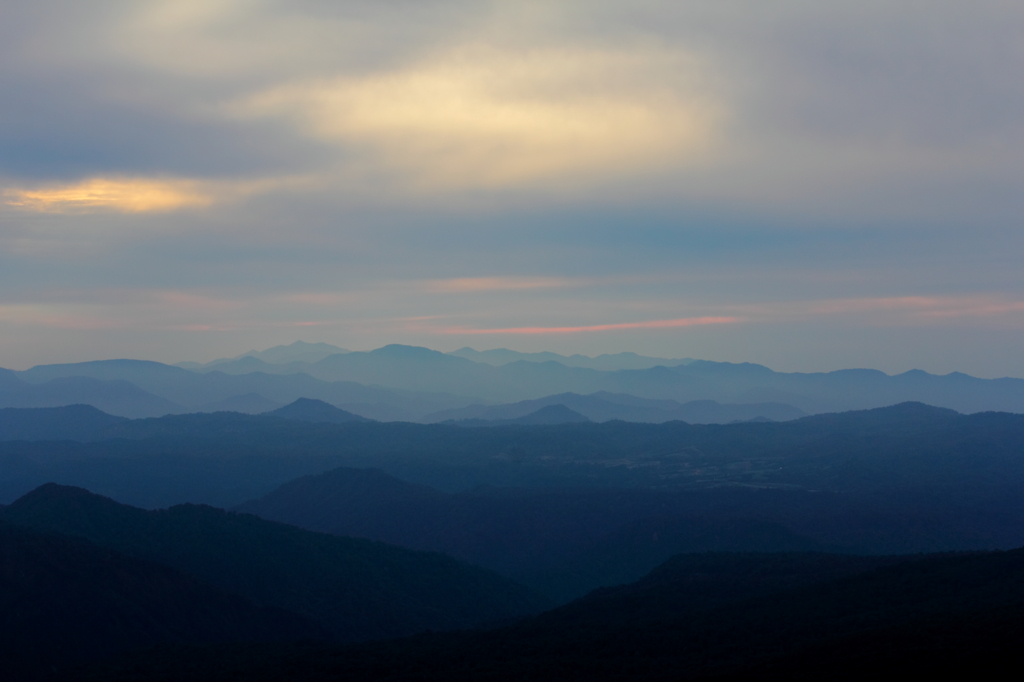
1;175;310;214
231;43;724;189
2;1;1024;376
5;1;1022;215
3;177;213;213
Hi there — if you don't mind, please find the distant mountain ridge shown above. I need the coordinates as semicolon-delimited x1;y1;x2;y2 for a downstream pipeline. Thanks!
428;392;806;424
176;341;351;370
0;369;182;418
7;344;1024;420
447;347;696;370
9;357;474;420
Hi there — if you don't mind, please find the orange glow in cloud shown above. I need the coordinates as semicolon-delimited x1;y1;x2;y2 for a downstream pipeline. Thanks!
4;177;213;213
442;316;742;335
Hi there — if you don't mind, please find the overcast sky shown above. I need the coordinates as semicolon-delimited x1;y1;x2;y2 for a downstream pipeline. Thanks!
2;0;1023;376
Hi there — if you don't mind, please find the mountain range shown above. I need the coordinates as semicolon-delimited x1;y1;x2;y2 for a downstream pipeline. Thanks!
175;341;352;370
427;391;806;423
5;341;1023;681
6;343;1024;423
4;389;1024;679
3;357;471;420
6;403;1024;560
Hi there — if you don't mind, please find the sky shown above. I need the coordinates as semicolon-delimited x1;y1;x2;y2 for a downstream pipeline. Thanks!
2;0;1023;377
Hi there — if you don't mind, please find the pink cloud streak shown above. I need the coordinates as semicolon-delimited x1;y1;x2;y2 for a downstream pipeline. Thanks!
440;316;742;335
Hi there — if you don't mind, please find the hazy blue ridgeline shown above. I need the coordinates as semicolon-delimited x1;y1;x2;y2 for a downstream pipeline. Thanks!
4;344;1024;421
4;403;1024;565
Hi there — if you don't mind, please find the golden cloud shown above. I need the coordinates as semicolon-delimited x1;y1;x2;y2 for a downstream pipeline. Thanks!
4;178;214;213
233;44;725;189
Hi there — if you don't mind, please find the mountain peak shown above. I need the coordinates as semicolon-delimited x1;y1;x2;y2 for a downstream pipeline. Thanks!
370;344;452;359
873;401;961;417
512;404;590;425
264;398;369;424
5;484;125;528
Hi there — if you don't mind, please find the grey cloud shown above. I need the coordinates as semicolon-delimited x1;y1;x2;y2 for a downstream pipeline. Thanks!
2;1;1023;377
0;0;485;181
3;0;1022;207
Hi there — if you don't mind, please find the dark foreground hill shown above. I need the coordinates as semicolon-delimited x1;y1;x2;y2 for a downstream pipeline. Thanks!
66;549;1024;681
236;466;823;601
0;521;322;680
1;484;549;642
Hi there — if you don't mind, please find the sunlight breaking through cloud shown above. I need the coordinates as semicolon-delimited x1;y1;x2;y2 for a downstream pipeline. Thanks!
4;178;214;213
232;44;724;189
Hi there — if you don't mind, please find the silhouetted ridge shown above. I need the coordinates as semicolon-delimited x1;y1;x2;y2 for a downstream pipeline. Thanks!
238;468;831;601
264;397;369;423
538;518;823;598
65;548;1024;680
2;484;548;642
0;519;323;679
235;467;445;531
797;401;962;427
